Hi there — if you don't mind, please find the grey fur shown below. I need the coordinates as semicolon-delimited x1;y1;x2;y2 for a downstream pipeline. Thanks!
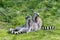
33;12;42;30
9;12;42;34
9;15;33;34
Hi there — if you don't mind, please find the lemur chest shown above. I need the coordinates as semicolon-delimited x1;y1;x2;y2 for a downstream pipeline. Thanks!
37;17;42;23
30;22;38;29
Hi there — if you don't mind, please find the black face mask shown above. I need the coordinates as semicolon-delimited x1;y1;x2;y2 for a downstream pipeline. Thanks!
35;17;37;22
35;14;39;22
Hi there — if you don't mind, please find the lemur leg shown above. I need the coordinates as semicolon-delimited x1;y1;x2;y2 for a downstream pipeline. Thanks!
38;24;42;30
36;17;42;30
27;27;32;33
9;28;15;34
10;28;14;31
18;28;25;33
38;22;42;30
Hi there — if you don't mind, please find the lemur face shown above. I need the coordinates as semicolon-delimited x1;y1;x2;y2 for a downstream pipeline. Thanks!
34;12;39;17
33;12;40;22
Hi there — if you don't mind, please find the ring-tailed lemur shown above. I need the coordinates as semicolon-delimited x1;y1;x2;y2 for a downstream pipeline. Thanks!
33;12;55;30
33;12;42;30
9;15;35;34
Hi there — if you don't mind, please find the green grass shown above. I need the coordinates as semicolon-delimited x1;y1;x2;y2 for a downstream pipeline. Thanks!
0;29;60;40
0;0;60;40
0;19;60;40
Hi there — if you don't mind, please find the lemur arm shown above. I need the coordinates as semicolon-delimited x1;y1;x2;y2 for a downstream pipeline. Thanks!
38;17;42;30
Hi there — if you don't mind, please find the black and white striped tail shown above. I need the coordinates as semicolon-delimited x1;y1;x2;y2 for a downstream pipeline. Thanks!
41;26;55;30
9;28;21;34
9;28;27;34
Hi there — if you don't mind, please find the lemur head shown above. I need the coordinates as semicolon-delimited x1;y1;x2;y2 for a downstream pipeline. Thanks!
25;15;32;27
33;12;39;22
34;12;39;17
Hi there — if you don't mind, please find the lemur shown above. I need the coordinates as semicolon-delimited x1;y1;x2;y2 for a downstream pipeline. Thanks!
33;12;42;30
33;12;55;30
9;15;36;34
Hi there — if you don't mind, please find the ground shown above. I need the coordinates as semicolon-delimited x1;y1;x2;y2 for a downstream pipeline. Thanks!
0;29;60;40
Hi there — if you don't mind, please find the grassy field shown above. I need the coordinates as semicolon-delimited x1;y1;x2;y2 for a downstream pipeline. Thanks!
0;18;60;40
0;29;60;40
0;0;60;40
